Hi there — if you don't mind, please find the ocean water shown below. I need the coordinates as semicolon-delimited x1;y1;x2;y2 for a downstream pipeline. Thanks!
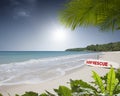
0;51;99;85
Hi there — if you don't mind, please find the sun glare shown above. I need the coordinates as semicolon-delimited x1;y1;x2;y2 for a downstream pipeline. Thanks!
53;28;67;42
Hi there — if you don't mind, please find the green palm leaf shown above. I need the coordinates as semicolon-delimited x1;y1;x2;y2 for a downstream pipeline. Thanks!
107;68;119;96
92;71;105;93
60;0;120;31
70;79;97;92
54;86;72;96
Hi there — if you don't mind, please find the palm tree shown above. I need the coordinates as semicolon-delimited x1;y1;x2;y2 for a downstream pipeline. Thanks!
60;0;120;31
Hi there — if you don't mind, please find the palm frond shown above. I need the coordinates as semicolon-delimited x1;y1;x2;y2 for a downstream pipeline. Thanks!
60;0;120;31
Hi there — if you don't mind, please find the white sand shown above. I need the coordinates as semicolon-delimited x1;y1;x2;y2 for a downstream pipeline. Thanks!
0;51;120;96
100;51;120;64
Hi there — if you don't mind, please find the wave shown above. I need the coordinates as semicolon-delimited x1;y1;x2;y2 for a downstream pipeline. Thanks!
0;53;99;86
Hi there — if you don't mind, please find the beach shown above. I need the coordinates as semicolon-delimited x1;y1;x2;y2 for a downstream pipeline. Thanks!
0;51;120;96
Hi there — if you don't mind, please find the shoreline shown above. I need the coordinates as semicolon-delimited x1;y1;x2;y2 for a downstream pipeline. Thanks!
0;52;99;86
0;65;110;96
0;51;120;96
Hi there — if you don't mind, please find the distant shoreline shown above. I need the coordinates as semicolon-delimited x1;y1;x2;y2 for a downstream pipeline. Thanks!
66;41;120;52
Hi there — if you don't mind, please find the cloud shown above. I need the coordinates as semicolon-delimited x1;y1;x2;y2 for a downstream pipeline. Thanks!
13;10;30;19
10;0;35;19
10;0;20;6
17;11;29;17
11;0;37;4
26;0;36;3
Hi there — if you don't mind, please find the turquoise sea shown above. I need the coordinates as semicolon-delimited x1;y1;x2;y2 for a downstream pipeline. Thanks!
0;51;93;64
0;51;99;85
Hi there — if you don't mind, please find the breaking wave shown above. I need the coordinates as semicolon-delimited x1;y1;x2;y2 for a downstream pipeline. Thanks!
0;53;99;85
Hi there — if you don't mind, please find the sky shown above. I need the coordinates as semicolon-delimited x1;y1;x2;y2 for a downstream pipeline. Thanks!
0;0;120;51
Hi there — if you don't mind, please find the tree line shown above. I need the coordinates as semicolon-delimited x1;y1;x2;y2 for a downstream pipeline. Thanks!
66;42;120;51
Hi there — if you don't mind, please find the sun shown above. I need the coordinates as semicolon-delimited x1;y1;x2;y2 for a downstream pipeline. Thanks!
52;28;67;42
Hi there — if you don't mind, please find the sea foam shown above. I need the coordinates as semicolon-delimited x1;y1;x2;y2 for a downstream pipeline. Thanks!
0;53;99;85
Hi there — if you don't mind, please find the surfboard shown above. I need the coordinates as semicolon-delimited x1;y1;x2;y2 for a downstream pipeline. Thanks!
84;59;120;69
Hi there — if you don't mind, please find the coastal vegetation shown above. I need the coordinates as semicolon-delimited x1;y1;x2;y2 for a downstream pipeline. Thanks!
0;68;119;96
66;42;120;51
